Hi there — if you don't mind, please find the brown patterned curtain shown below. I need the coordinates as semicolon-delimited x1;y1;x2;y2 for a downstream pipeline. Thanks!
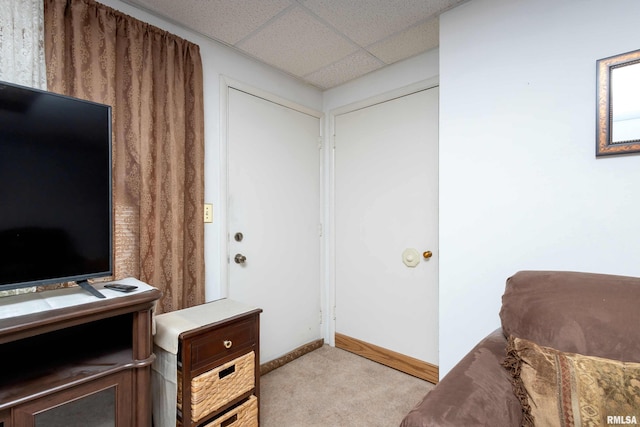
44;0;205;313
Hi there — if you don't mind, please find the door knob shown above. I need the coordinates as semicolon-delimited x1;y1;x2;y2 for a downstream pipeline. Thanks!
423;251;433;259
234;253;246;264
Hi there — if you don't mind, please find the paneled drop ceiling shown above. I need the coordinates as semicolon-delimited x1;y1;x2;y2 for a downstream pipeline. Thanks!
122;0;468;90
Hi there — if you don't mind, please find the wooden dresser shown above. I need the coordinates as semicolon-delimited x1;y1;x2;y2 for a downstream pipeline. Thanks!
153;299;262;427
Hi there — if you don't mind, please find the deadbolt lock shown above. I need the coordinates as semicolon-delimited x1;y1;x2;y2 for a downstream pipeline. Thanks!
234;232;244;242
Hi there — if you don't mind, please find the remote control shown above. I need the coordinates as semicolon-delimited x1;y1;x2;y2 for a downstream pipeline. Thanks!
104;284;138;293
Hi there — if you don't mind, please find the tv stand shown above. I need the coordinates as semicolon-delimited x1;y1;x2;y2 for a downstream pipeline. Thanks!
77;279;107;299
0;283;161;426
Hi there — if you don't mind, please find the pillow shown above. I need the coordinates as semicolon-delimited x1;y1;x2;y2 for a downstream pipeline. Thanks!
503;336;640;427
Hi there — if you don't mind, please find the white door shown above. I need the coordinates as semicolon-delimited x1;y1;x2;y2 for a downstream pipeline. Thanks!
334;87;439;367
227;87;322;363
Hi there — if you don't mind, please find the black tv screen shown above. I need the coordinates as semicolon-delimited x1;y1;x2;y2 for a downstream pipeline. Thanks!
0;81;112;292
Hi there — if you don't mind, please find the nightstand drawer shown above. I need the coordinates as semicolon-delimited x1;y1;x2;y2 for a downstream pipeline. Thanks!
179;351;255;422
189;318;256;369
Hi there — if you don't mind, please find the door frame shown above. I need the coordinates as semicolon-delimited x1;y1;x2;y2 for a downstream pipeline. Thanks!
219;76;325;298
325;77;440;346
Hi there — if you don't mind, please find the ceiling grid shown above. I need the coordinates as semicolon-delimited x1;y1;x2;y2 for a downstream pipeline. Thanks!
123;0;468;89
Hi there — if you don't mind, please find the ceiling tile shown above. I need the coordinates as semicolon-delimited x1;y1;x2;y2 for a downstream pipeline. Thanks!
238;6;358;77
368;18;439;65
304;50;385;89
125;0;294;45
301;0;457;46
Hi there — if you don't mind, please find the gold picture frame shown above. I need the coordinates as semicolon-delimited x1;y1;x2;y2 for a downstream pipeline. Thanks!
596;49;640;157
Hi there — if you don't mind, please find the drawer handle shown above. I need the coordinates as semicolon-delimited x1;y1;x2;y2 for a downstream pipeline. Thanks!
223;340;233;349
219;365;236;379
221;414;238;427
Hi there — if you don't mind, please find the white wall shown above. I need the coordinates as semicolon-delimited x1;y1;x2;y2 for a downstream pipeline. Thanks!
101;0;323;300
439;0;640;376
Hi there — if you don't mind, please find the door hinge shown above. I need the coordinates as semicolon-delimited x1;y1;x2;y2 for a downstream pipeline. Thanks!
319;310;323;325
318;223;323;237
317;137;323;150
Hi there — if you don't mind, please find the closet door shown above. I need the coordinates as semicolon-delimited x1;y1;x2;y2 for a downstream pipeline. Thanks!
334;87;439;380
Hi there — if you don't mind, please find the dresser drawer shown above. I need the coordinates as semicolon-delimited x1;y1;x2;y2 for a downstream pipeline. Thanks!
187;318;256;370
179;351;255;422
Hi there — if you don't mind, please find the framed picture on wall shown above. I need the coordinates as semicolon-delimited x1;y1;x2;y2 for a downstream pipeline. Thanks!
596;49;640;156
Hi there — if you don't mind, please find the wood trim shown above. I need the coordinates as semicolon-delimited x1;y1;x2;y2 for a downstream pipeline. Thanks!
259;339;324;376
335;333;438;384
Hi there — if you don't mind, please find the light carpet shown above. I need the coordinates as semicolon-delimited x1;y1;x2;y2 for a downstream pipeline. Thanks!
260;345;435;427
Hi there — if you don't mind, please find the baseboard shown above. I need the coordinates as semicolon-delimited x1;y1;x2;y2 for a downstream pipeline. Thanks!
260;338;324;376
335;333;439;384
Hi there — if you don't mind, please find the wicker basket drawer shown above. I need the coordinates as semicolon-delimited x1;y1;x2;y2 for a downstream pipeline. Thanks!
178;351;255;422
203;395;258;427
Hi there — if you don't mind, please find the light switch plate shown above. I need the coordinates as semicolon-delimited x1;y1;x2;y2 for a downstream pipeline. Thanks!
204;203;213;223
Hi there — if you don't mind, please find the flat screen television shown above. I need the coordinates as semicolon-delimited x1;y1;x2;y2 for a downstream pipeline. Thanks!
0;81;112;299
